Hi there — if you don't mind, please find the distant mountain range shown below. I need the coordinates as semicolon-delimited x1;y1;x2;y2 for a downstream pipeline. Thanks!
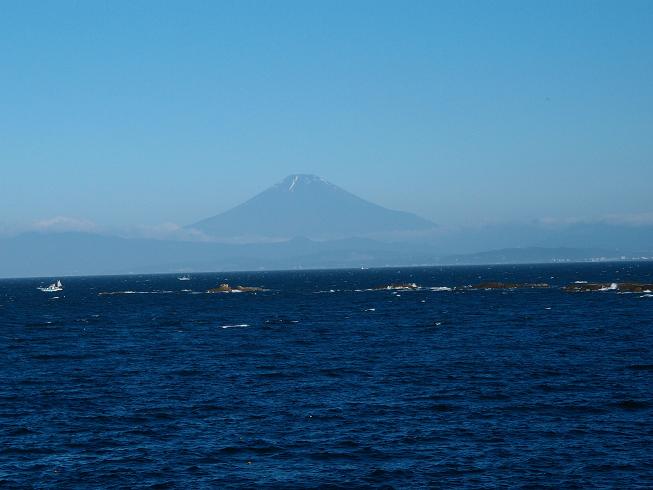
191;174;436;241
1;174;652;278
0;231;649;278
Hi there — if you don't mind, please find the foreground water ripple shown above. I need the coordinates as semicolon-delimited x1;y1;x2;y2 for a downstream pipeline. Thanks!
1;263;652;488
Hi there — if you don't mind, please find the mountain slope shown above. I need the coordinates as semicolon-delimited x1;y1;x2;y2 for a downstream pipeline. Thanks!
190;174;436;241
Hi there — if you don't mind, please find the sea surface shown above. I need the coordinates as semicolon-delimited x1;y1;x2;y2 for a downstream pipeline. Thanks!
1;263;653;488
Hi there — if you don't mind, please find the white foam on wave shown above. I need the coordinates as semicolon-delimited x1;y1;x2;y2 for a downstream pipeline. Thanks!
639;294;653;298
574;281;588;284
598;283;618;292
221;324;250;329
365;308;376;312
429;287;452;292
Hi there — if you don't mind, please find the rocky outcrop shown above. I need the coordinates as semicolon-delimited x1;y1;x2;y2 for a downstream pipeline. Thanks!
469;282;549;290
207;283;267;293
563;282;653;293
563;283;613;292
617;283;653;293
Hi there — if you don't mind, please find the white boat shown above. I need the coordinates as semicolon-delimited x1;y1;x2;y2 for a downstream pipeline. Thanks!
177;275;191;281
38;280;63;292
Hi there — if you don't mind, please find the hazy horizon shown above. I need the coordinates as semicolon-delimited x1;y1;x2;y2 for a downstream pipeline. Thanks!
2;1;652;235
2;171;653;240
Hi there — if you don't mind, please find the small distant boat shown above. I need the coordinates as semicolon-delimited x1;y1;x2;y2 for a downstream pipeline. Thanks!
177;275;191;281
38;280;63;292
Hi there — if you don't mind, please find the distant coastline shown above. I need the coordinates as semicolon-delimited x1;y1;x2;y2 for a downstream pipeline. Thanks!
2;255;651;281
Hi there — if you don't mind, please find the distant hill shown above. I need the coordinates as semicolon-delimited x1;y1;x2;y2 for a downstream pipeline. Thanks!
0;232;428;278
1;232;648;278
190;174;436;241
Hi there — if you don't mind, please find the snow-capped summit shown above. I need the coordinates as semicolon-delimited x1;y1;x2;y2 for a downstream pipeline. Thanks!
191;175;436;241
278;174;329;192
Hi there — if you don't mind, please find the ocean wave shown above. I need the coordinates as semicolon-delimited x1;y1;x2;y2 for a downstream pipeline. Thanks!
220;324;250;329
99;290;175;295
264;318;299;325
354;285;451;293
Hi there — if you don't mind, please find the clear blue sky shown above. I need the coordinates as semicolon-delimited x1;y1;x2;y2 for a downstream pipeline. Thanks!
1;0;652;229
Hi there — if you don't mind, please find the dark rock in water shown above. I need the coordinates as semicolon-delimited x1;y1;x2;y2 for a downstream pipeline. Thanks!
469;282;549;290
563;283;612;292
563;282;653;292
207;283;267;293
374;283;419;291
617;283;653;293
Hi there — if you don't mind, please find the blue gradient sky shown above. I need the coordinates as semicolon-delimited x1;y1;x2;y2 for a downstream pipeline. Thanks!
1;1;652;229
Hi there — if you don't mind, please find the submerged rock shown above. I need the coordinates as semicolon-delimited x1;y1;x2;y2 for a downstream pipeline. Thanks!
207;283;267;293
469;282;549;290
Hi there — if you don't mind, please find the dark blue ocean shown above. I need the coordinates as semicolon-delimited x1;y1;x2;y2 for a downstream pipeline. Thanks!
1;263;653;488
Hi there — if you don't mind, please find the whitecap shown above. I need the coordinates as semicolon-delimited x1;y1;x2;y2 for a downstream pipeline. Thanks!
221;324;250;329
429;287;452;292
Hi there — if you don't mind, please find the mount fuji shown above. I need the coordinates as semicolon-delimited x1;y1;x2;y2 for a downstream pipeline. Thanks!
190;174;436;241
